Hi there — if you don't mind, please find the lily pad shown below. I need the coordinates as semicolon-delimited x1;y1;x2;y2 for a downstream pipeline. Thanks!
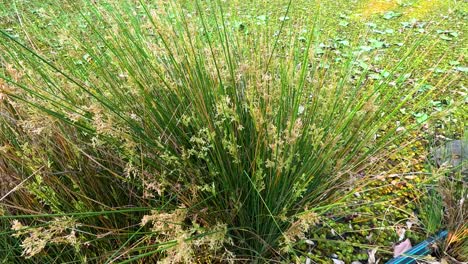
256;15;267;21
383;11;402;20
413;112;428;124
369;39;386;49
339;20;349;27
439;34;452;41
360;45;373;52
418;84;433;93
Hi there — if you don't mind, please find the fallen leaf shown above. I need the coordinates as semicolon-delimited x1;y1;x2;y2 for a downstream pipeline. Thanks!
332;258;345;264
406;221;413;230
368;248;378;264
396;227;406;241
394;239;412;257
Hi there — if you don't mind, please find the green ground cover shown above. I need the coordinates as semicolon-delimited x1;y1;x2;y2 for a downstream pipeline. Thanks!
0;0;466;263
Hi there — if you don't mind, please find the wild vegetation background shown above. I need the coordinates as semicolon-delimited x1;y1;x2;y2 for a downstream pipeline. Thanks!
0;0;466;263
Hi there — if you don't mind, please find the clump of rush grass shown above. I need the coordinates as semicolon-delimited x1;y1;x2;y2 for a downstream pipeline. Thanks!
417;133;466;262
0;0;459;262
416;167;467;262
435;167;467;261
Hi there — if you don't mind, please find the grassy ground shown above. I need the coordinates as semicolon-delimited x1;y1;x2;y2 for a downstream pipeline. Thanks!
0;0;466;263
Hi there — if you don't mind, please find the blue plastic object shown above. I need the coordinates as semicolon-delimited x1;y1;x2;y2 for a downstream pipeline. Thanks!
385;230;448;264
